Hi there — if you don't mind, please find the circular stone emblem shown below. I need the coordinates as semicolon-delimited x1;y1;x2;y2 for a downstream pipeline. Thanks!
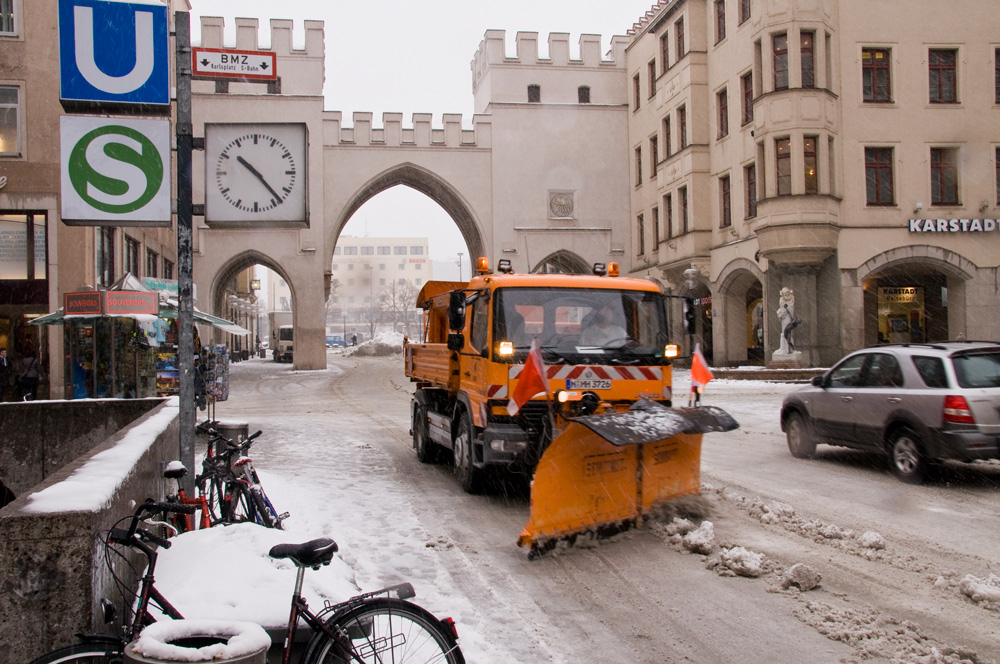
550;193;574;217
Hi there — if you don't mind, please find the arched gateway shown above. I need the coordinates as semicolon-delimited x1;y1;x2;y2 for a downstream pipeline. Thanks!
190;20;632;369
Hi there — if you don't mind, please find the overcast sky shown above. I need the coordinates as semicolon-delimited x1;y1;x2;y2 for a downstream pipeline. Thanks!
188;0;657;278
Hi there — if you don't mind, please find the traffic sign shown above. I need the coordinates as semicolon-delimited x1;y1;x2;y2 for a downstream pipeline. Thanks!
60;115;171;225
58;0;170;105
193;47;278;80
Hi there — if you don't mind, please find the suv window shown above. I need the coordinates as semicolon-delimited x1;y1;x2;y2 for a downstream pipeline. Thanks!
865;353;903;387
952;351;1000;388
912;355;949;388
828;354;867;387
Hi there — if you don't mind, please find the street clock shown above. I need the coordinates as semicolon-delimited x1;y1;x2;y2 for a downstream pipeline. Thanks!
204;123;307;225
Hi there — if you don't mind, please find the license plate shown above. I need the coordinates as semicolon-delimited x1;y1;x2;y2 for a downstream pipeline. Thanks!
568;379;611;390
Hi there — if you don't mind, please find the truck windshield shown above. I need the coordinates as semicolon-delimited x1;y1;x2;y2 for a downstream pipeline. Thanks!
494;287;667;363
279;328;293;341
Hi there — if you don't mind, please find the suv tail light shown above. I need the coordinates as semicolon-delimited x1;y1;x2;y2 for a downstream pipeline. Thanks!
943;395;976;424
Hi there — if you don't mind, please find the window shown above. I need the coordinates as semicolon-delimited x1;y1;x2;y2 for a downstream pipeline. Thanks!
634;146;642;185
633;74;641;110
996;147;1000;205
715;0;726;44
410;246;423;255
347;263;355;270
360;246;374;255
379;263;385;270
679;186;689;233
146;249;158;278
163;259;174;280
652;207;660;249
928;49;957;103
393;246;406;255
776;138;791;195
578;86;590;103
930;147;959;205
745;164;757;218
331;263;339;270
742;72;754;124
801;31;815;88
377;246;390;255
739;0;751;24
333;247;341;255
528;84;541;103
665;193;674;239
804;136;818;194
650;135;658;175
124;236;139;275
773;33;789;91
0;85;20;156
663;115;672;156
414;262;422;270
660;33;669;73
344;246;358;255
648;60;657;97
678;105;688;149
720;175;732;227
0;0;14;35
995;49;1000;104
865;147;894;206
0;212;46;281
675;18;685;61
97;227;115;287
862;48;891;102
636;213;645;255
717;88;729;139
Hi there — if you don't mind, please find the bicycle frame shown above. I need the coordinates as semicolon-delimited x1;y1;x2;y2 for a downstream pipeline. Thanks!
280;567;341;664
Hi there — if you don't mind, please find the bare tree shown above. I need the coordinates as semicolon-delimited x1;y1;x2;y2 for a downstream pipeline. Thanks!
377;280;420;336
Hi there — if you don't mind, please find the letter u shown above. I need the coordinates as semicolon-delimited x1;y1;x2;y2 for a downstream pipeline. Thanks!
74;6;155;94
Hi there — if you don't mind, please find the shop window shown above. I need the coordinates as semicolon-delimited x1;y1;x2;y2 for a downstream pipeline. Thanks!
773;33;789;91
663;115;672;156
649;135;658;175
146;249;158;278
0;85;20;156
745;163;757;218
739;0;751;25
660;33;669;73
635;145;642;185
578;86;590;103
865;147;894;206
929;49;957;103
720;175;732;228
527;84;541;103
930;147;959;205
801;31;815;88
679;186;689;233
636;213;645;255
678;104;688;149
742;72;754;124
717;88;729;139
0;212;46;283
804;136;818;194
715;0;726;44
633;74;640;110
648;60;656;97
97;227;115;287
776;138;791;196
675;17;685;61
652;207;660;250
664;193;673;239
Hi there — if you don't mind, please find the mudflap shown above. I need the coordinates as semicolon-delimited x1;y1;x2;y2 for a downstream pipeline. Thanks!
518;399;738;557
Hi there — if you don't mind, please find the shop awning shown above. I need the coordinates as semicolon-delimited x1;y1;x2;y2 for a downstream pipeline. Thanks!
159;299;250;336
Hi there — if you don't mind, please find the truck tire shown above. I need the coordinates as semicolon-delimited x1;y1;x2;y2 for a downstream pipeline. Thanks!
453;410;484;494
413;404;438;463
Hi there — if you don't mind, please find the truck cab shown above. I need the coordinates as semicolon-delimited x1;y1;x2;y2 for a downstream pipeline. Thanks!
274;324;294;362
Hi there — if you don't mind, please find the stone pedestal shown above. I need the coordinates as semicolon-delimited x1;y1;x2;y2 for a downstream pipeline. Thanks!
769;351;805;369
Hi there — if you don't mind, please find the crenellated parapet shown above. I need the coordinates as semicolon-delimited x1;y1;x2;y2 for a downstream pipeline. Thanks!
627;0;673;37
471;29;628;84
197;16;324;57
323;112;492;149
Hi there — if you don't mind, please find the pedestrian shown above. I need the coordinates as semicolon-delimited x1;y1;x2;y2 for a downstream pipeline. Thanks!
18;351;43;401
351;334;357;346
0;347;11;402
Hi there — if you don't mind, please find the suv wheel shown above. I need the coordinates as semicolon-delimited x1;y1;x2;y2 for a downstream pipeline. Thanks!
785;412;816;459
890;429;926;484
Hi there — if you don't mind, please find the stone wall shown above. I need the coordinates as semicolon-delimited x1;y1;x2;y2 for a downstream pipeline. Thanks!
0;399;179;664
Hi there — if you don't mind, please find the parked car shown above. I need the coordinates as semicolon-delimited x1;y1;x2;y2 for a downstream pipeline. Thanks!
326;335;347;348
780;341;1000;483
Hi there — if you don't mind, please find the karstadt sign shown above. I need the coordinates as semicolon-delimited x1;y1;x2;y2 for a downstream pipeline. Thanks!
908;219;999;233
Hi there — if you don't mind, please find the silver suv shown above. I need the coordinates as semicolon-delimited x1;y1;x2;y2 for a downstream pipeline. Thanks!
780;341;1000;483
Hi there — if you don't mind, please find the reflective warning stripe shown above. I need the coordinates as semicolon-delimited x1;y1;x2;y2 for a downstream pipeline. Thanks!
488;384;508;399
509;365;662;381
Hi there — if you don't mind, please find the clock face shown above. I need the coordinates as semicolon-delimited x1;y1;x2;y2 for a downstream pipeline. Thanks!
204;123;307;224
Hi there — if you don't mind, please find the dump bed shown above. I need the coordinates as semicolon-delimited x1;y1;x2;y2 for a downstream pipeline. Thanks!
405;342;454;389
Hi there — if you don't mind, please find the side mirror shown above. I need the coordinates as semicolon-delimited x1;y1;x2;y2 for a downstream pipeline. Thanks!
448;291;466;331
811;375;825;387
447;333;465;351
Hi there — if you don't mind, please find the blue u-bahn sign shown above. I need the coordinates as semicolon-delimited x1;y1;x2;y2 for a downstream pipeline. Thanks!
58;0;170;105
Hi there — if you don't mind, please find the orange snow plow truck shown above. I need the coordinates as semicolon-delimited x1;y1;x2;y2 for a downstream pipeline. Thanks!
404;258;737;555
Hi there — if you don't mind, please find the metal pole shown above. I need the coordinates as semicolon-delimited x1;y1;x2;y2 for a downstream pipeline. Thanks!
175;12;195;492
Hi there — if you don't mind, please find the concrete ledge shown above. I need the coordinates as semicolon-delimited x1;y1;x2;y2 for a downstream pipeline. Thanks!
0;399;179;664
713;368;826;383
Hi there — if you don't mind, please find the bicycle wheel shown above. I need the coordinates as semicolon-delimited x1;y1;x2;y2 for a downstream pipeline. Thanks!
27;643;121;664
248;485;283;529
195;471;226;525
226;482;257;524
302;598;464;664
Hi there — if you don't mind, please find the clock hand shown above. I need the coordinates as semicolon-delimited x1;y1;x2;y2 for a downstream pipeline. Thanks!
236;155;284;203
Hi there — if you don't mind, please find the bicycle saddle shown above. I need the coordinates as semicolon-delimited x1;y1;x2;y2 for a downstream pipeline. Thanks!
268;538;338;568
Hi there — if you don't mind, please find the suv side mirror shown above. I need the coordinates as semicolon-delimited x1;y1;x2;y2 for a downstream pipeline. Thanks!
811;375;825;387
448;291;466;331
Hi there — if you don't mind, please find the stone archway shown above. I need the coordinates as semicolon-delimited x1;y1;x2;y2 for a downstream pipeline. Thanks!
716;260;766;367
532;249;590;274
208;250;292;357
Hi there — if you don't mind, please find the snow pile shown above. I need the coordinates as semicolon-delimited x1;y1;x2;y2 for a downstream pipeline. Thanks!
681;520;715;554
131;620;271;662
345;331;405;357
712;546;766;578
780;563;822;591
958;573;1000;605
857;530;886;550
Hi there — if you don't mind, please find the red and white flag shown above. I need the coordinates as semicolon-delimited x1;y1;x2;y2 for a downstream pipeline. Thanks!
691;342;714;387
508;338;548;415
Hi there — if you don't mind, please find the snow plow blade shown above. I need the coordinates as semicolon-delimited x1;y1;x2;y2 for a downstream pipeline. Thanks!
518;400;738;556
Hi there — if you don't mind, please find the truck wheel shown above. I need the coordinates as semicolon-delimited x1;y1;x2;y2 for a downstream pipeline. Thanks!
453;411;483;494
413;404;437;463
889;428;926;484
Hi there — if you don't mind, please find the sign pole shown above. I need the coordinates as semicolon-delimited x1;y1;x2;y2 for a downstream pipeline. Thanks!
175;11;195;492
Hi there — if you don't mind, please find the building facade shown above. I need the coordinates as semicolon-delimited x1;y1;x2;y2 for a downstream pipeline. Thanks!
625;0;1000;367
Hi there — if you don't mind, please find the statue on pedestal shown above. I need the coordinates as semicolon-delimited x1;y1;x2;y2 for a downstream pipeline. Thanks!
776;287;803;355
